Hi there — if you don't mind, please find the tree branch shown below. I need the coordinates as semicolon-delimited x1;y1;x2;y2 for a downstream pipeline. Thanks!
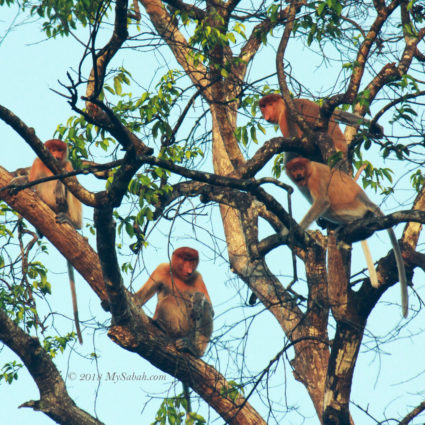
337;210;425;244
0;104;97;207
0;167;107;302
0;310;105;425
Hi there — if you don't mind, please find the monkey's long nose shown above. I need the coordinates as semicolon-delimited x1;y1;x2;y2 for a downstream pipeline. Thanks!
185;268;195;277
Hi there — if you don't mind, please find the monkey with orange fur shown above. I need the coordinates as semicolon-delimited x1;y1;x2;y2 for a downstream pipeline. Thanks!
29;139;83;343
135;247;213;358
285;157;408;317
259;94;348;154
29;139;82;229
259;94;383;157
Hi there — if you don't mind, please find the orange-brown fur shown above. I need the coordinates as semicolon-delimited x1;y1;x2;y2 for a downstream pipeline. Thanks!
135;247;213;357
259;94;347;153
286;157;408;317
29;139;83;343
29;139;82;229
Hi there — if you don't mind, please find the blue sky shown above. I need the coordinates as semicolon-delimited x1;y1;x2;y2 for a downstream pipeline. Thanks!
1;4;425;424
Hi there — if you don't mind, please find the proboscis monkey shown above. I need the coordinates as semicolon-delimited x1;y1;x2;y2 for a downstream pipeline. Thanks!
259;94;348;154
29;139;83;343
285;157;408;317
135;247;213;357
259;94;384;158
135;247;213;415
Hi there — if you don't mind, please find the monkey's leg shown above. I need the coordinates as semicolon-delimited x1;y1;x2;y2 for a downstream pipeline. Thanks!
67;260;83;344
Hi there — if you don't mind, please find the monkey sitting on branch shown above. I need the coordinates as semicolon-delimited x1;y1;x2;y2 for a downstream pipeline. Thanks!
135;247;214;415
28;139;84;343
258;93;383;160
135;247;213;357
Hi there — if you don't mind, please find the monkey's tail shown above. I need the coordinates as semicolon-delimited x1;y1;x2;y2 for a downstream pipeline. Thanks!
183;382;192;419
360;240;379;289
67;260;83;344
387;229;408;318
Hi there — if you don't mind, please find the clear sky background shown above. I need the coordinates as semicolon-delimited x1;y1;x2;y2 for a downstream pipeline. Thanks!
1;4;425;425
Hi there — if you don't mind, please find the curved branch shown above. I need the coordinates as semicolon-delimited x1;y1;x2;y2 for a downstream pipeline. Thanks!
139;0;209;92
108;322;266;424
343;0;400;104
242;135;319;177
399;400;425;425
370;90;425;129
239;6;292;66
86;0;129;100
161;0;205;20
137;154;309;245
0;104;97;207
0;310;105;425
337;210;425;244
276;2;316;141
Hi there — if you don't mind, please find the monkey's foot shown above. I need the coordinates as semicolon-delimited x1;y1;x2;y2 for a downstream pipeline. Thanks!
175;337;201;357
56;212;74;227
175;338;187;351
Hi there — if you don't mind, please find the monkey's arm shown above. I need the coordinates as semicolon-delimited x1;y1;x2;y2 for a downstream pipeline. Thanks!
299;197;331;230
28;158;43;182
134;265;166;306
298;164;332;230
278;107;291;137
54;181;67;212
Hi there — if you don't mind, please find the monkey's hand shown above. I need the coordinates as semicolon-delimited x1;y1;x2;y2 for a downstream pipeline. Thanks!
8;175;29;195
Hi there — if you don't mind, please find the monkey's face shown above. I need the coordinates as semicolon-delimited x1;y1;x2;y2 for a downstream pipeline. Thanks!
50;147;67;163
287;166;307;185
259;103;279;123
173;257;198;281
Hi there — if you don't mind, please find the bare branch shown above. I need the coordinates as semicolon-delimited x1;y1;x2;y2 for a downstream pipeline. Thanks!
0;310;105;425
